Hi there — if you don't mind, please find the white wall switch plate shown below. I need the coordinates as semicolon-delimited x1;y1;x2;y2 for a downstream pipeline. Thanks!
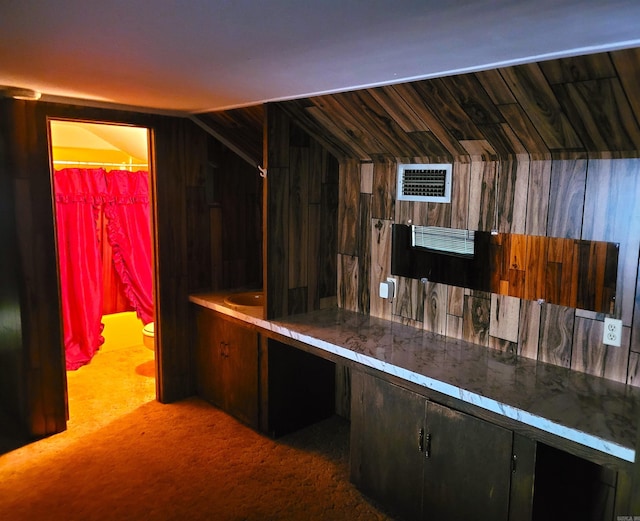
603;318;622;347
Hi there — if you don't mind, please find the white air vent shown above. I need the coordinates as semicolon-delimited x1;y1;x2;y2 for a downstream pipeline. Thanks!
397;163;452;203
412;226;475;257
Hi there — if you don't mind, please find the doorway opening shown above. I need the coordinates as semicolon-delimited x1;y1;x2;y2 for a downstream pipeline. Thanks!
49;119;156;430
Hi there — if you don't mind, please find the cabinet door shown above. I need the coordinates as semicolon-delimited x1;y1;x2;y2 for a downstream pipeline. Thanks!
350;371;426;521
194;307;226;407
422;401;513;521
194;308;259;429
222;320;259;428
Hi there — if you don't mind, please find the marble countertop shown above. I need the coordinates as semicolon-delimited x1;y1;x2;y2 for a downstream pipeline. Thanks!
189;292;640;464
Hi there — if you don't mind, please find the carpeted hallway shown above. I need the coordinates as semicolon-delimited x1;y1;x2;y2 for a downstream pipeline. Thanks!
0;313;395;520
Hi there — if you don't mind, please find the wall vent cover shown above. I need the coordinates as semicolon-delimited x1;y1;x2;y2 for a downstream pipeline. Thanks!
412;225;475;257
397;163;452;203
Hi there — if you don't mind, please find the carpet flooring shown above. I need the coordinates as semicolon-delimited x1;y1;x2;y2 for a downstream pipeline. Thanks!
0;313;396;520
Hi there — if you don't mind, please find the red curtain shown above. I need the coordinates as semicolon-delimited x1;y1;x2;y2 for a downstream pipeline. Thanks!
55;168;153;370
54;169;108;370
99;208;134;316
104;170;154;325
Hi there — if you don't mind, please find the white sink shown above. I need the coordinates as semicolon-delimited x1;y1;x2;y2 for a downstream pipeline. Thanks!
223;291;264;314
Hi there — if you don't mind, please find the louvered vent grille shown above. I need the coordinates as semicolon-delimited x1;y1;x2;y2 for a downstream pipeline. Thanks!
397;163;452;202
412;226;475;257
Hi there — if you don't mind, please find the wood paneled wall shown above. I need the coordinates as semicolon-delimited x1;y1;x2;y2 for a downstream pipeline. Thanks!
0;99;66;437
337;156;640;386
265;104;339;320
256;48;640;388
0;101;24;426
0;100;229;436
283;49;640;161
191;138;262;293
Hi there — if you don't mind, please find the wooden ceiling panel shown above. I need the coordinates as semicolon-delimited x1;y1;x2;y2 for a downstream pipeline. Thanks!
202;48;640;162
498;63;584;151
441;73;505;127
369;86;431;133
411;79;485;142
539;53;617;84
497;104;550;157
611;48;640;135
474;69;518;105
552;78;640;153
389;83;469;157
311;94;390;156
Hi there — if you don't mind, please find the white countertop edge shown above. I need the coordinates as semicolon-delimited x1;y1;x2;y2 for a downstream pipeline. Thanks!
278;327;636;463
189;297;636;463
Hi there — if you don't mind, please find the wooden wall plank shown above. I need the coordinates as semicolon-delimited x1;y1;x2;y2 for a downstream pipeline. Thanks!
308;138;324;204
312;95;388;156
497;157;529;233
302;105;370;160
338;254;359;312
358;194;372;315
582;158;640;325
369;219;393;321
265;166;289;318
611;48;640;131
547;159;587;239
553;79;640;153
371;158;395;220
369;86;431;132
462;293;491;346
525;159;552;235
319;156;339;300
288;146;309;289
499;63;584;151
474;69;518;105
468;160;498;231
518;299;541;359
395;278;424;324
424;282;447;335
390;83;469;157
539;304;574;368
450;161;470;229
525;235;547;303
489;294;520;343
185;186;211;291
338;159;360;255
412;79;485;141
540;53;617;84
350;90;430;156
307;204;321;311
444;73;505;126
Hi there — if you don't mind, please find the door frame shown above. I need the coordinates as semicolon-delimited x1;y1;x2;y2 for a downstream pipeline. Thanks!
47;117;156;417
3;99;199;438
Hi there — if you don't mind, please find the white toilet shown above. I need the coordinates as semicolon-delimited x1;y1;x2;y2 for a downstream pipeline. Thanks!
142;322;155;351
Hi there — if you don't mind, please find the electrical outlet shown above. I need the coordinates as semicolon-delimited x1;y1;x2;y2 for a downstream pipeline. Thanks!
603;318;622;347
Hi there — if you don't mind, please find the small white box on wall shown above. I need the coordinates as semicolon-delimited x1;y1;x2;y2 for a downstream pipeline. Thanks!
379;278;396;300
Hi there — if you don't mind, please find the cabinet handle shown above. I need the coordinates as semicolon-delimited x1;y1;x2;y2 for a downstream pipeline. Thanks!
424;433;431;459
512;454;517;473
418;428;424;452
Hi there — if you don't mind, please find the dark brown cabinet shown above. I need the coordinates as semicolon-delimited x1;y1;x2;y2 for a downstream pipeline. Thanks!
194;307;259;429
350;371;519;521
422;400;513;520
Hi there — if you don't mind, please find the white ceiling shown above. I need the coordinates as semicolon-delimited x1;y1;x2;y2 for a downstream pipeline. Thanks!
2;0;640;114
